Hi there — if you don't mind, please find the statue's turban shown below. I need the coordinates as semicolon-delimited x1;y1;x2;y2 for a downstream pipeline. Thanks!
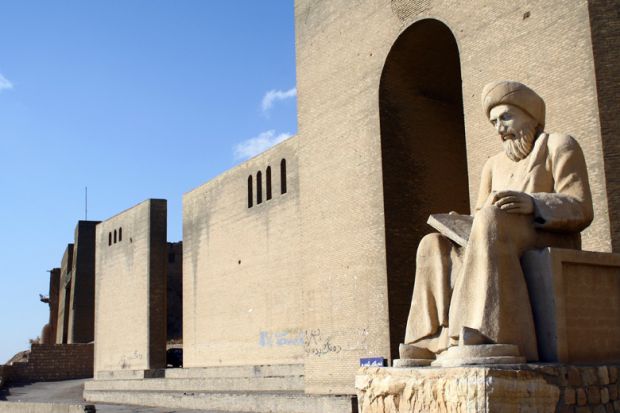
481;80;546;128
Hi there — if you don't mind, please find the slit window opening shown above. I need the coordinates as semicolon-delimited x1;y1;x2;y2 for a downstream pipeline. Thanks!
280;159;287;194
248;175;253;208
257;171;263;204
266;166;272;200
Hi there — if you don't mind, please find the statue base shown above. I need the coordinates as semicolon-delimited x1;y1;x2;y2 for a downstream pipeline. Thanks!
393;359;432;367
432;344;526;367
356;364;620;413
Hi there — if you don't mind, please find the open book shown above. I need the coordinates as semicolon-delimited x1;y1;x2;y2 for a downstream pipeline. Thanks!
427;213;474;247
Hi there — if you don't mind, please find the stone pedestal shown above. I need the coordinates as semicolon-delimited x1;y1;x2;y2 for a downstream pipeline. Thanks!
522;248;620;363
356;364;620;413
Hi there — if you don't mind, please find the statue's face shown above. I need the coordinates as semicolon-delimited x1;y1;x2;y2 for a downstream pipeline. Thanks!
488;104;536;141
489;104;538;162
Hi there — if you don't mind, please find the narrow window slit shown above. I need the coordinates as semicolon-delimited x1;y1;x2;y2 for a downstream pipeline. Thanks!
248;175;253;208
280;159;287;194
257;171;263;204
266;166;272;200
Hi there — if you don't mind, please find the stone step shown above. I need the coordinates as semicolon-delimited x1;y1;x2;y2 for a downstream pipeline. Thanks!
83;389;356;413
85;374;304;392
164;363;304;379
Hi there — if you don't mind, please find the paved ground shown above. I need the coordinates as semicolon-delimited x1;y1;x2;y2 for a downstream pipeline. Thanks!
0;379;220;412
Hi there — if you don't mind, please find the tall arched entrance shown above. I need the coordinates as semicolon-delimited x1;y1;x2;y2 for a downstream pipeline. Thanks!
379;19;470;358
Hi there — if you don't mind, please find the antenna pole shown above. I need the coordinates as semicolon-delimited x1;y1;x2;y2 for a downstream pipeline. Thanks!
85;186;88;220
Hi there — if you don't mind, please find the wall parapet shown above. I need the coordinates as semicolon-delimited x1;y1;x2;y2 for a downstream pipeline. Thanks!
6;344;93;384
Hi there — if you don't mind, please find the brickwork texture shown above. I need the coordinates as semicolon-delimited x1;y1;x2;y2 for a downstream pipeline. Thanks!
6;344;93;384
55;244;74;344
183;138;303;368
94;199;167;373
116;0;620;398
294;0;618;395
67;221;99;344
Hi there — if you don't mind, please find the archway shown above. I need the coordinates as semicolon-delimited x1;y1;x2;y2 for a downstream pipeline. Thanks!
379;19;470;359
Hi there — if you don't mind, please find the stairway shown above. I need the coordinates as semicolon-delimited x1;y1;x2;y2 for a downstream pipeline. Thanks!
83;364;356;413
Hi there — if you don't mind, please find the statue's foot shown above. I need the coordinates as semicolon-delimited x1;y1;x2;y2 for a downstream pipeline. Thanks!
431;343;526;367
459;326;493;346
392;343;435;367
399;343;435;359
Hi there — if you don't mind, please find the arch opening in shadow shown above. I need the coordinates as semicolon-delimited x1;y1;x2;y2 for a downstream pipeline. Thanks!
379;18;470;360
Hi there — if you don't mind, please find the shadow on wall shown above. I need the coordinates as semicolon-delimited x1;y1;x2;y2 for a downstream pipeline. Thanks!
379;18;470;359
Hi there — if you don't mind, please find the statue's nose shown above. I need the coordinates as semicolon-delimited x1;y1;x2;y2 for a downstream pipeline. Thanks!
496;122;505;133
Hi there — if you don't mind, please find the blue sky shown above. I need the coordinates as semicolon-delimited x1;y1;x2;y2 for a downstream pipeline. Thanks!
0;1;297;362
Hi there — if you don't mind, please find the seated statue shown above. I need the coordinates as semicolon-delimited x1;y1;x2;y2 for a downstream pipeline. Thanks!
401;80;593;363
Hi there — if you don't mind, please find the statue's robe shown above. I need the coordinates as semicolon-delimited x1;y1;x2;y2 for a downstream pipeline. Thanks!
404;132;593;361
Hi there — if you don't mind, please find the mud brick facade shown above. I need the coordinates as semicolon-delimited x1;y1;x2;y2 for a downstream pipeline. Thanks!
56;244;74;344
94;199;167;374
57;0;620;407
6;344;93;384
53;221;99;345
291;0;620;394
66;221;99;344
183;139;301;368
41;268;61;345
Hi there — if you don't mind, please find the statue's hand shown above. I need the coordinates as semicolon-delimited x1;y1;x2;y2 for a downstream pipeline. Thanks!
492;190;534;214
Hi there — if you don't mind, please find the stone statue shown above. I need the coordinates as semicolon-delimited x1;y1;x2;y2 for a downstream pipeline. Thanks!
400;81;593;365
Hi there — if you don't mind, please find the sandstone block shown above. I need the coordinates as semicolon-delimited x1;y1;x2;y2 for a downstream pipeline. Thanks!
588;386;602;404
584;369;600;386
578;388;588;406
94;199;167;374
570;367;584;386
610;368;619;384
356;366;560;412
600;367;611;385
523;249;620;364
565;388;577;405
609;384;618;400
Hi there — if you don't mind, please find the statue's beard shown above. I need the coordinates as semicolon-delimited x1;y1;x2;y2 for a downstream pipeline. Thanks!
502;125;537;162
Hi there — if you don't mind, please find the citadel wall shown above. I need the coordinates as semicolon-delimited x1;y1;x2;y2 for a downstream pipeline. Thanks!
46;268;60;344
56;244;74;344
78;0;618;402
94;199;167;374
183;137;302;368
294;0;617;394
67;220;99;344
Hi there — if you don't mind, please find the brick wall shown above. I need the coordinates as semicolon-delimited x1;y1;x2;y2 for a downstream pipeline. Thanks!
0;364;13;387
94;199;167;373
68;221;99;344
8;344;93;384
294;0;617;394
183;138;302;368
56;245;74;344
